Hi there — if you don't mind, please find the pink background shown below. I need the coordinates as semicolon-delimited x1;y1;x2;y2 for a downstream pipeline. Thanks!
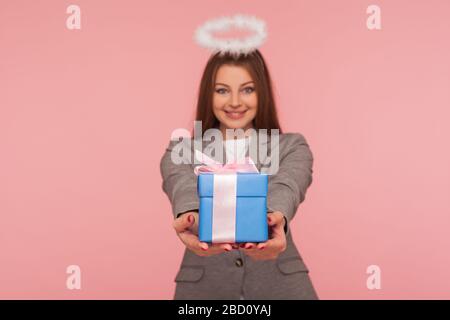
1;0;449;299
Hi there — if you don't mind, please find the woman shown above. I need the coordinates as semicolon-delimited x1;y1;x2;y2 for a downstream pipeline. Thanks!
160;49;318;299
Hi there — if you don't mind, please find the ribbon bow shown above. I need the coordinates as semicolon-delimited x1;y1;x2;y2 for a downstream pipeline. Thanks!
194;149;259;175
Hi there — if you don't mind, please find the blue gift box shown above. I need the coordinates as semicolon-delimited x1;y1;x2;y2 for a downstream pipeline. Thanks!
197;172;269;243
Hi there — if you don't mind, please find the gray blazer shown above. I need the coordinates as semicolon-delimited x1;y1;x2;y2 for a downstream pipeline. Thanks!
160;132;318;300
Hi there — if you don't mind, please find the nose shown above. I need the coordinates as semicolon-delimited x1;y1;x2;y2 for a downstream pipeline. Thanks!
229;91;241;108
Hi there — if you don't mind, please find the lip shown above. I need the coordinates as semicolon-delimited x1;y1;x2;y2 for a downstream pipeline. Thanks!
224;109;247;120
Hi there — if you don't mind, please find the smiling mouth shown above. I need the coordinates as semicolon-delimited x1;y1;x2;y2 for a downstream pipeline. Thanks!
224;110;247;120
225;110;247;120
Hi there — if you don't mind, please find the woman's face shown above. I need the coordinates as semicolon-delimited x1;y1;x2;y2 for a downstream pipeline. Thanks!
212;64;257;138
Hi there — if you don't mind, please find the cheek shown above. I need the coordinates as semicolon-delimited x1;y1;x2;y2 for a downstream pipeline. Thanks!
212;99;225;118
248;109;257;119
213;94;227;107
243;94;258;108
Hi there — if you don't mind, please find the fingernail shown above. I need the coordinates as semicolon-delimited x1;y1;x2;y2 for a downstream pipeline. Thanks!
245;244;253;249
224;247;231;252
188;215;193;223
259;246;266;250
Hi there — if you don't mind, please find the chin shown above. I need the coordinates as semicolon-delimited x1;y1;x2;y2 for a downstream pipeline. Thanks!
220;113;254;128
222;120;252;131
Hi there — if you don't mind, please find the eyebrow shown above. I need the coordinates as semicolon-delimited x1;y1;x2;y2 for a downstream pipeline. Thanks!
215;81;255;87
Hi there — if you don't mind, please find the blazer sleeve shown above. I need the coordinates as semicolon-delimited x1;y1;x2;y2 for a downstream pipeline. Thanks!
159;139;199;220
266;133;314;237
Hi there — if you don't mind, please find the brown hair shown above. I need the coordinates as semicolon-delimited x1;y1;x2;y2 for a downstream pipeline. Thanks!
192;49;282;137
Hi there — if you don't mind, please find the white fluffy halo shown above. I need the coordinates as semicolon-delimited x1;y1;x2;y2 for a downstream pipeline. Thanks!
194;14;267;56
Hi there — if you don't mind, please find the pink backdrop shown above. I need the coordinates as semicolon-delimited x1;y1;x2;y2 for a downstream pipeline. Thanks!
1;0;449;299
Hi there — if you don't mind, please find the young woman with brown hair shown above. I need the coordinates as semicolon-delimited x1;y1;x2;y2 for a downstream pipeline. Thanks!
160;49;318;300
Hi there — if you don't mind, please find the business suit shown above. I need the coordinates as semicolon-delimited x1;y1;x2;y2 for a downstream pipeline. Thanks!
160;132;318;300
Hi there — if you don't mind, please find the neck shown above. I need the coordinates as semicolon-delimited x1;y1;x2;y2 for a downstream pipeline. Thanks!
220;124;253;140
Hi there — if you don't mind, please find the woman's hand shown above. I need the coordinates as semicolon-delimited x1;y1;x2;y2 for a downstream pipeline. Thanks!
240;211;287;261
173;211;234;257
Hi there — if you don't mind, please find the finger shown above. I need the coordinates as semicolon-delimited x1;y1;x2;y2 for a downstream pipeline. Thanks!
207;243;232;252
239;242;252;249
198;241;209;251
267;212;283;226
242;242;256;250
177;229;209;252
200;243;232;255
270;221;286;239
258;238;277;252
173;213;194;233
178;230;203;249
220;243;233;251
256;241;268;250
263;231;286;252
190;212;199;225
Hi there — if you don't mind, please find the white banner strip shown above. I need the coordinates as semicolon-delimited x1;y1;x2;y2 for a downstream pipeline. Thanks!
212;173;237;243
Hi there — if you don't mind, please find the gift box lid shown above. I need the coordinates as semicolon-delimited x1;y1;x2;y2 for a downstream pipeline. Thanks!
197;172;268;197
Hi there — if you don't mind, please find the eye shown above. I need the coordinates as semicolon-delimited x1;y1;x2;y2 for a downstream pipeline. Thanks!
215;88;228;94
243;87;255;94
